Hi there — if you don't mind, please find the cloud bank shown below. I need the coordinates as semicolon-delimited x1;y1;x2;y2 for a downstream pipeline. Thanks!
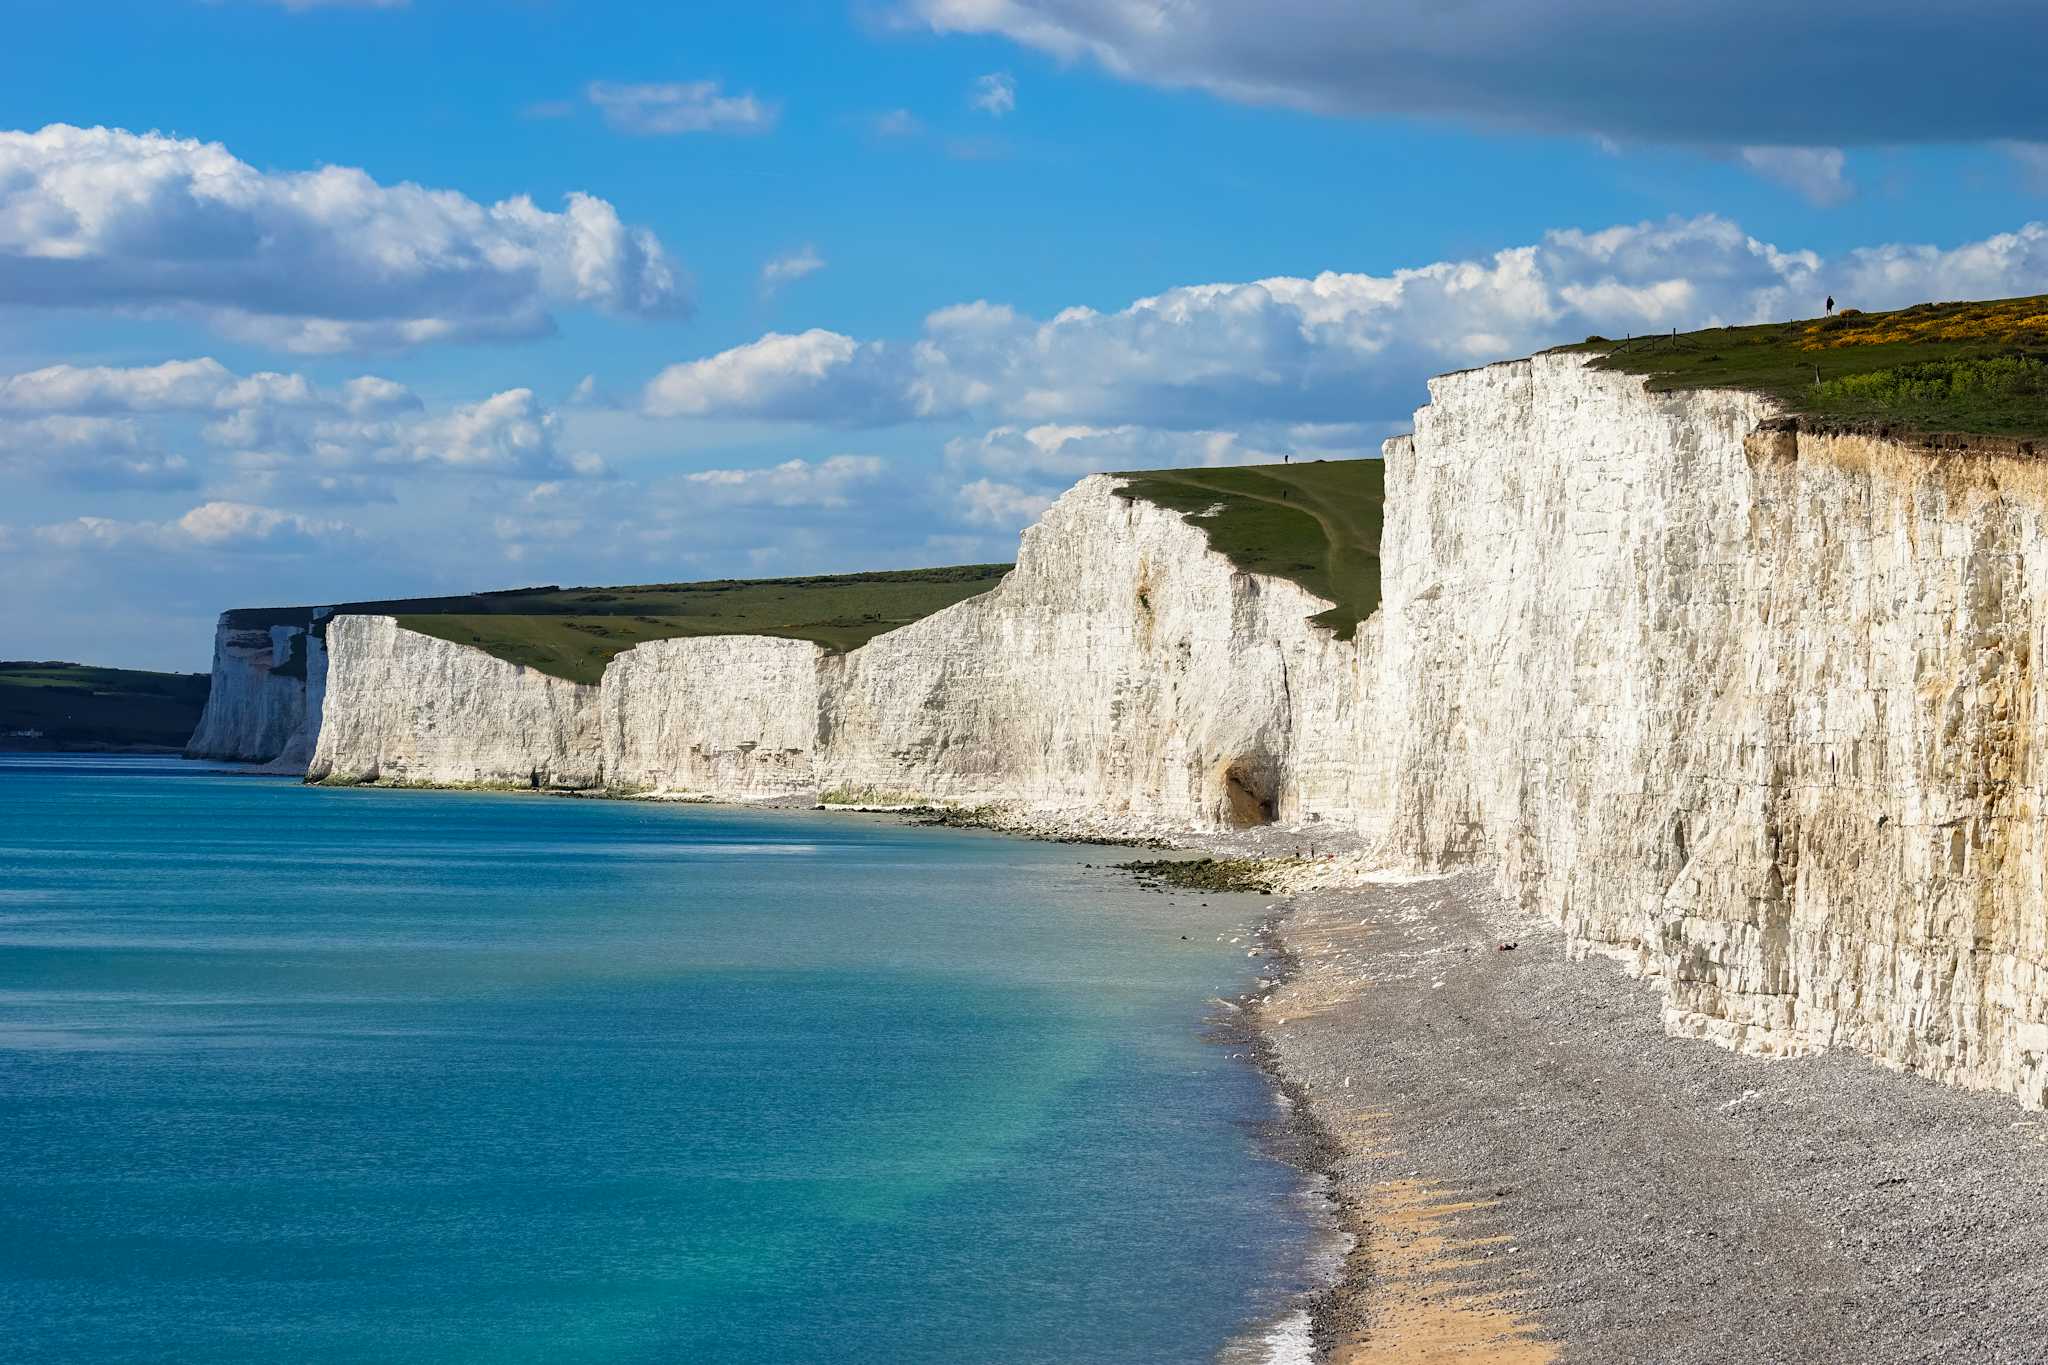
646;216;2048;435
905;1;2048;147
0;124;685;351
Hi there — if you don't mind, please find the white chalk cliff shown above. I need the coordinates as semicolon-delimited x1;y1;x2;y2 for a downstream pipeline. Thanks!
306;614;603;789
1369;352;2048;1109
185;615;327;770
190;349;2048;1108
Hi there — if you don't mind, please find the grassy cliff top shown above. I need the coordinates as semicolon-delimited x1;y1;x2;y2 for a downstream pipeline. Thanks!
0;661;210;750
1111;459;1386;639
1564;295;2048;440
228;566;1012;686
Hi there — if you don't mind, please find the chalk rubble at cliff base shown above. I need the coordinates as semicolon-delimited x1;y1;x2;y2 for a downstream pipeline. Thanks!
187;350;2048;1111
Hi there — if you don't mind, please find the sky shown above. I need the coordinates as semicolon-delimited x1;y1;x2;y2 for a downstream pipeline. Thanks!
6;2;2048;670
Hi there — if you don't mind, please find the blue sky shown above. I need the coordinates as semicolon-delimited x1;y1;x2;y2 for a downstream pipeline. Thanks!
6;0;2048;669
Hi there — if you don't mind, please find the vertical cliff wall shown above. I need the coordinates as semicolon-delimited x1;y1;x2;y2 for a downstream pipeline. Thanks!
184;617;324;764
306;615;603;789
817;476;1371;832
1376;351;2048;1106
294;477;1370;832
601;635;823;797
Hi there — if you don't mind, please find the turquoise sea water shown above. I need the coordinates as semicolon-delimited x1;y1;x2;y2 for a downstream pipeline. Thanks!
0;756;1317;1363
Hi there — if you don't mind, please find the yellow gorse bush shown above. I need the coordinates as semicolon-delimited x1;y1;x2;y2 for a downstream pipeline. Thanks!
1801;296;2048;350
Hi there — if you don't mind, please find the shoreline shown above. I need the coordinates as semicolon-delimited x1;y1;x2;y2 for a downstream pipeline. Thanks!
1250;868;2048;1363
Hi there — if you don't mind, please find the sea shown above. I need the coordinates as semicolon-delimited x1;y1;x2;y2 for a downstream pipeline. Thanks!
0;755;1327;1364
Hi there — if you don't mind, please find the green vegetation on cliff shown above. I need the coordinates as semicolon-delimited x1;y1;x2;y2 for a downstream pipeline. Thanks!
231;566;1012;686
1569;295;2048;440
396;567;1010;685
1112;459;1387;639
0;662;210;750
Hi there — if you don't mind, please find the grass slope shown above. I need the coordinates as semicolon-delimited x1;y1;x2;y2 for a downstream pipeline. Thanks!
1111;460;1387;639
0;661;210;750
230;566;1012;686
1567;295;2048;440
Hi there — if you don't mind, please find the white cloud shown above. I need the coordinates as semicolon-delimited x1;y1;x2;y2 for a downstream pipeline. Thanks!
956;477;1051;528
639;216;2048;433
0;415;195;490
340;375;420;417
682;454;886;507
587;81;779;136
644;329;916;423
948;422;1299;478
871;108;924;137
971;73;1017;117
761;245;827;293
0;358;316;414
35;500;349;552
0;355;597;495
355;387;597;477
0;124;684;351
1739;146;1854;206
903;1;2048;147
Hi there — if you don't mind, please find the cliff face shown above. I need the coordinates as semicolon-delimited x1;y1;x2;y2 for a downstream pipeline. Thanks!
197;349;2048;1107
184;618;324;764
1374;352;2048;1105
297;479;1368;831
602;635;823;797
306;615;602;789
818;476;1369;832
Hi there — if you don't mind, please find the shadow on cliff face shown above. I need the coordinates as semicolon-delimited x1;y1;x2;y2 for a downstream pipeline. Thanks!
1222;756;1279;828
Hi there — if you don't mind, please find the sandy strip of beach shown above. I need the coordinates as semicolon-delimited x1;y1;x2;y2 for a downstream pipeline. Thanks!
1253;869;2048;1364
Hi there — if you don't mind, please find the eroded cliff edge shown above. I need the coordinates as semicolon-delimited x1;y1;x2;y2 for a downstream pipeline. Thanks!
193;350;2048;1107
1372;351;2048;1105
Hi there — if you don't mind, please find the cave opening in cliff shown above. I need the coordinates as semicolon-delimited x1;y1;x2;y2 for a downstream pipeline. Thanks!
1222;758;1278;828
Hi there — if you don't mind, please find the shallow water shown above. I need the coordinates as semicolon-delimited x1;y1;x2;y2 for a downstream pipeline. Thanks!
0;755;1317;1363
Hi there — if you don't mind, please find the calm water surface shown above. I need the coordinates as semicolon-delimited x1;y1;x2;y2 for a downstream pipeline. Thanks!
0;756;1317;1363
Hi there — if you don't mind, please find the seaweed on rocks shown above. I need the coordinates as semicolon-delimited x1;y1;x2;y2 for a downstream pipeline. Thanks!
1115;856;1279;894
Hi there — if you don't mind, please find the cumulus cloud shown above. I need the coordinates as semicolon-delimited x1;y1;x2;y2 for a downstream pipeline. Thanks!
372;388;587;474
35;501;350;552
0;415;196;491
1739;146;1855;206
971;72;1017;117
587;81;778;136
645;329;916;423
0;358;328;415
682;454;886;507
904;1;2048;147
640;216;2048;434
956;477;1051;527
0;355;594;494
0;124;685;351
760;245;827;293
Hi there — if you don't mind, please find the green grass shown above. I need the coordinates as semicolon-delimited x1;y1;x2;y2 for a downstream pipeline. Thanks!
1110;459;1387;639
1564;294;2048;440
232;565;1011;686
0;661;210;749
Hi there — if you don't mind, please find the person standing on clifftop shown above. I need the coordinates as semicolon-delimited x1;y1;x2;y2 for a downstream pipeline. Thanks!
1826;295;1835;315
